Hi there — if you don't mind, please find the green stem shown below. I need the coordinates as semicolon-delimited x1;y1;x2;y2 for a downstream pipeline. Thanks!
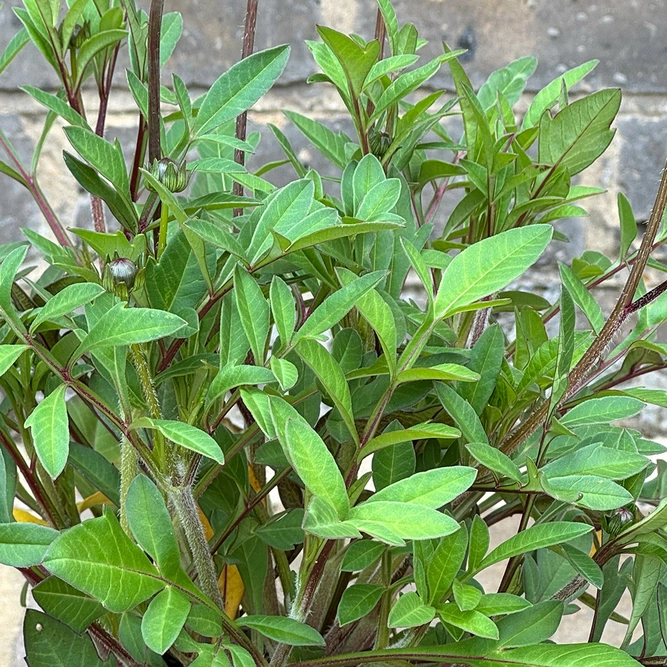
158;203;169;258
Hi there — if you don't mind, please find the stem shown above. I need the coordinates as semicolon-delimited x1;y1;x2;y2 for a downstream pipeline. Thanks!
147;0;165;163
500;160;667;457
119;435;138;536
158;203;169;258
129;117;147;201
0;133;72;247
233;0;259;215
170;484;224;609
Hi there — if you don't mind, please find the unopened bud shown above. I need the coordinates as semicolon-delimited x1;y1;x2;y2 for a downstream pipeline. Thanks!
69;22;90;50
604;506;634;537
147;158;188;193
368;128;392;159
103;255;138;300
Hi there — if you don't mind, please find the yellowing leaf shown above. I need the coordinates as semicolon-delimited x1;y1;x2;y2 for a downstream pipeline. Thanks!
13;508;47;525
77;492;112;514
197;505;214;541
219;564;245;619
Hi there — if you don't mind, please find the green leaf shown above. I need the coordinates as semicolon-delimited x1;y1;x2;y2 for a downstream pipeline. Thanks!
74;30;128;88
466;442;522;484
624;553;661;646
496;600;563;648
294;271;385;342
32;576;104;633
74;304;187;359
559;263;604;334
435;383;488;445
0;244;28;326
476;522;592;572
375;0;399;54
64;126;129;194
183;218;246;259
285;220;402;253
69;443;120;507
356;179;402;221
125;475;183;579
368;467;476;509
372;434;415;491
284;110;347;169
24;610;109;667
477;643;641;667
348;501;459;544
30;283;105;332
208;364;276;404
539;88;621;175
248;179;315;263
269;357;298;391
43;511;164;612
160;12;183;66
0;344;28;376
388;591;436;628
141;586;191;655
282;417;349;519
270;276;296;348
427;526;468;605
618;192;637;258
475;593;532;617
303;496;361;540
22;86;88;127
0;28;29;77
219;293;250;368
558;543;603;589
560;396;644;428
0;522;58;566
542;443;649;480
255;509;304;550
25;385;69;478
295;338;356;443
542;474;633;511
459;325;505;415
437;603;499;639
239;615;325;647
361;422;461;458
234;265;270;363
397;363;480;384
195;45;290;135
434;226;552;318
134;419;224;464
341;540;385;572
316;26;380;96
523;59;599;129
453;578;482;611
468;515;490;573
337;584;384;626
477;56;537;110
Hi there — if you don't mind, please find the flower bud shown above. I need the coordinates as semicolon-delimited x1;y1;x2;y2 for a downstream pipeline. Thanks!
69;22;90;51
604;506;634;537
368;128;392;159
147;158;188;193
103;255;138;301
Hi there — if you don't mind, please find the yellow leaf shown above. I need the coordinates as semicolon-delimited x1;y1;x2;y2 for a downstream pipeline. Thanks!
13;508;47;525
198;505;214;541
219;564;245;620
77;491;112;513
590;529;603;556
248;464;262;494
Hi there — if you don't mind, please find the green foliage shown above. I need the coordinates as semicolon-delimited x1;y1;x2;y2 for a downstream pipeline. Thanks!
0;2;664;666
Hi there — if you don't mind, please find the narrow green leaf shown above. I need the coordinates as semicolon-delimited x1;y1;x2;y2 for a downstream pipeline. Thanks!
22;86;88;127
43;511;164;612
141;586;191;655
208;364;276;404
0;344;28;376
466;442;522;484
341;541;385;572
368;467;476;509
435;383;488;445
560;396;644;428
453;579;482;611
437;603;499;639
337;584;384;626
30;283;105;332
0;522;58;566
427;526;468;605
134;419;224;464
234;265;270;364
294;271;385;342
477;522;592;572
239;615;325;647
284;110;347;169
559;263;604;334
618;192;637;259
74;304;187;359
270;276;296;347
195;45;290;135
269;357;298;391
388;591;436;628
397;363;480;384
496;600;563;648
126;475;183;579
434;226;552;318
25;385;69;478
361;422;461;459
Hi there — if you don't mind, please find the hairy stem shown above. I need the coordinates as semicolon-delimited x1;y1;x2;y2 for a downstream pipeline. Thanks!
147;0;165;163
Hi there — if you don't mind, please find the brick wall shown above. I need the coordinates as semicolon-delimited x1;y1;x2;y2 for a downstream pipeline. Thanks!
1;0;667;436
